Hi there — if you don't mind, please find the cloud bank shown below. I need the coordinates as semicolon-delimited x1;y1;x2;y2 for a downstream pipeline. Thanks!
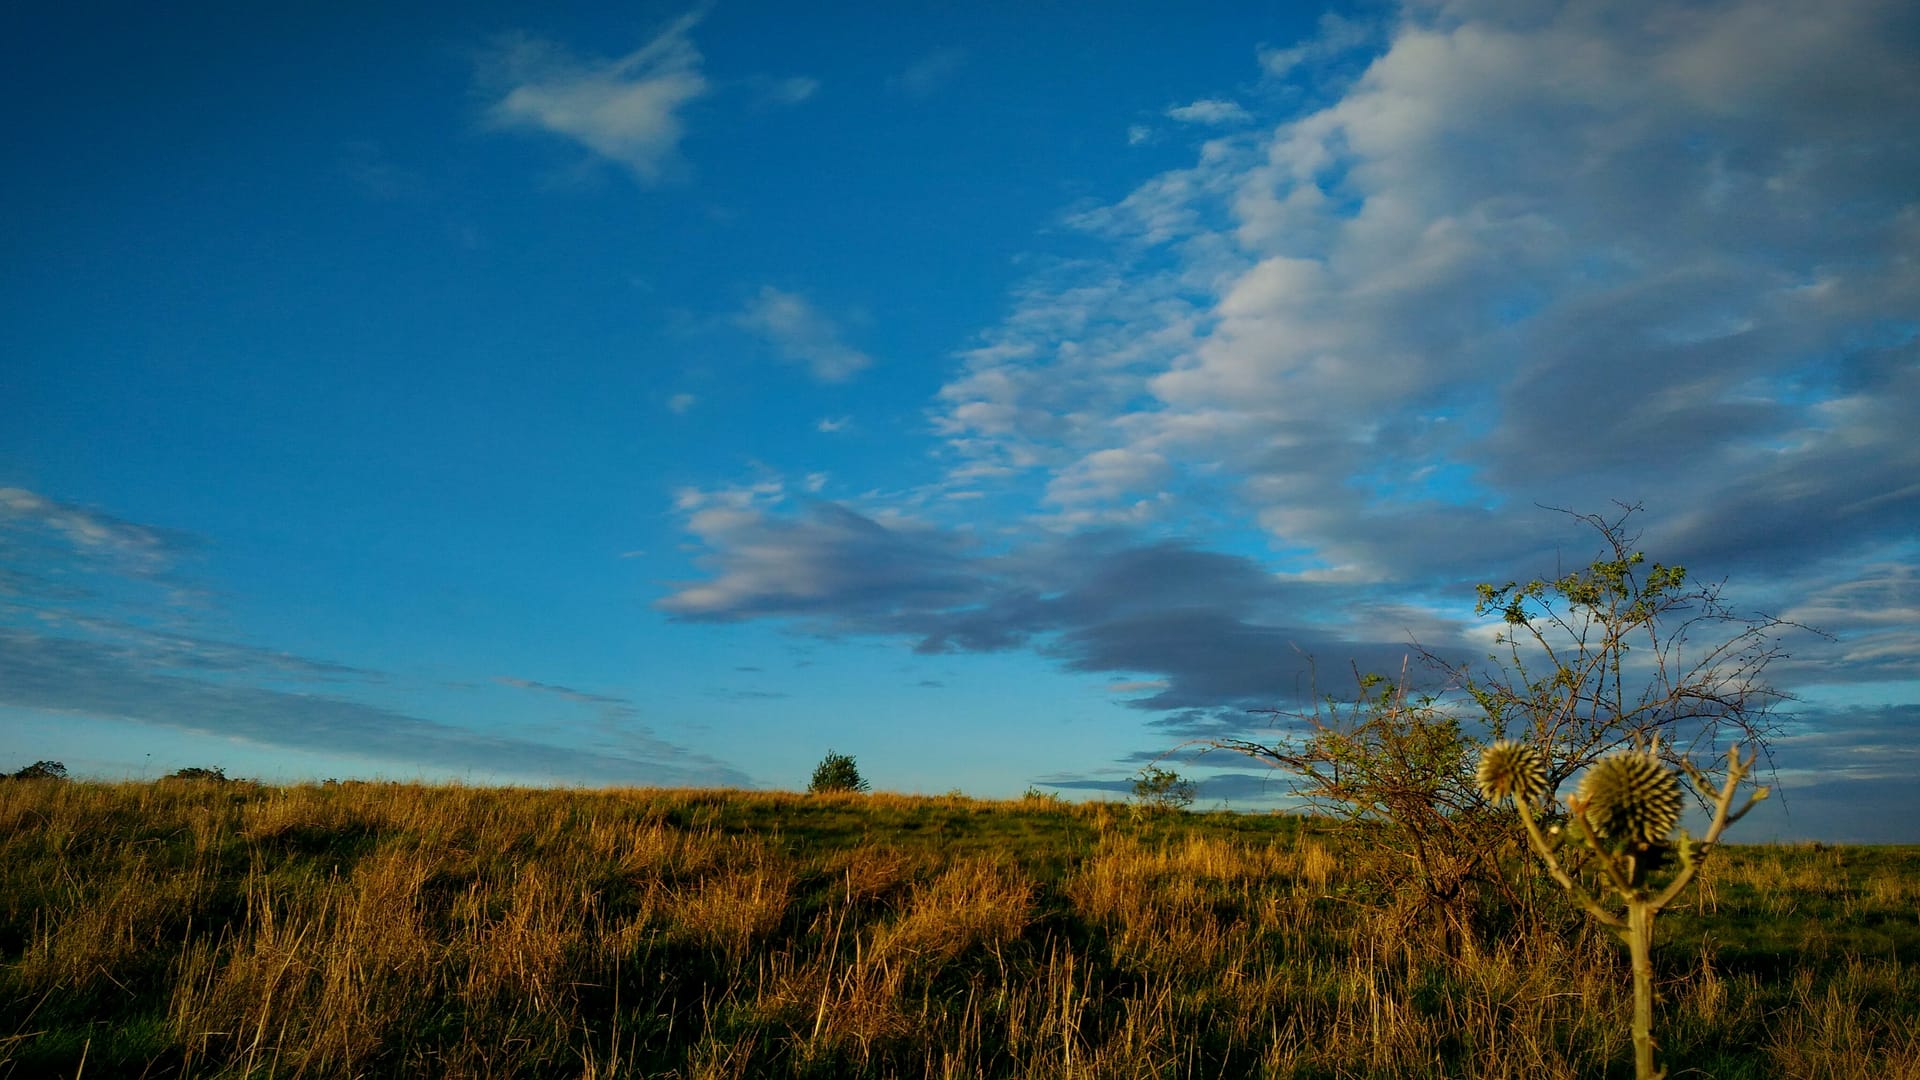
664;0;1920;795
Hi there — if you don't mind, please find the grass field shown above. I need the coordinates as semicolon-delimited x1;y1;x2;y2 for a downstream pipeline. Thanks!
2;779;1916;1078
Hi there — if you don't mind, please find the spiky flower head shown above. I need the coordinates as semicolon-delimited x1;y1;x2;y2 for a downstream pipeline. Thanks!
1476;740;1550;805
1577;751;1683;845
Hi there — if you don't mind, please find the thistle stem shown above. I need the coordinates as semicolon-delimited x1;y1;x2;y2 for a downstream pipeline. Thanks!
1512;800;1622;928
1627;899;1664;1080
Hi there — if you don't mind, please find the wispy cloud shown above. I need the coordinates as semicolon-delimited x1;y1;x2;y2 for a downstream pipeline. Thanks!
0;631;748;786
894;48;966;98
667;392;698;414
736;287;874;381
0;486;190;573
337;141;428;201
1258;12;1376;77
1165;99;1251;126
757;75;820;106
495;675;634;711
484;10;709;183
1;485;749;786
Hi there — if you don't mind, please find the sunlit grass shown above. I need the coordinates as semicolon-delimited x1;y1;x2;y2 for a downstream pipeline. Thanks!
1;779;1915;1077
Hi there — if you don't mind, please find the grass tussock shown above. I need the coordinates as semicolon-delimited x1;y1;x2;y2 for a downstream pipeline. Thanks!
1;779;1916;1078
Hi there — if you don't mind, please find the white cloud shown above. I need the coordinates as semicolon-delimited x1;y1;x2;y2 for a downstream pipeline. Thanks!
486;11;708;183
667;393;698;414
933;0;1920;583
672;479;786;514
816;416;851;433
1045;447;1170;506
1126;125;1155;147
1165;98;1252;126
737;287;874;381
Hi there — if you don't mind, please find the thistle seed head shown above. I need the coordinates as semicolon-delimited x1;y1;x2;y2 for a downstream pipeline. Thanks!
1577;751;1683;845
1475;740;1550;805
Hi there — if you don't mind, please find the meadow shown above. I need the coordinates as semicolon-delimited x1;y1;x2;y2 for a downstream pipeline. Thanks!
1;778;1916;1078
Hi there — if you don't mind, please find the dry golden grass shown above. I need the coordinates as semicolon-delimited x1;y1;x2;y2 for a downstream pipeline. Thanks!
0;778;1915;1077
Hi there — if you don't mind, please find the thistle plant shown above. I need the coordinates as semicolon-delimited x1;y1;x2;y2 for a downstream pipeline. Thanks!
1478;740;1769;1080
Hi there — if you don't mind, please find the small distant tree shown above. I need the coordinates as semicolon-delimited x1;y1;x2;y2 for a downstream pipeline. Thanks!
1130;765;1196;814
8;760;68;781
166;766;229;782
808;750;870;794
1022;785;1067;806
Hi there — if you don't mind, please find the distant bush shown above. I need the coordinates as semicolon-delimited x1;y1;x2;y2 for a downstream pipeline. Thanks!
165;766;231;782
1022;785;1066;806
808;750;870;794
8;760;68;781
1131;766;1196;814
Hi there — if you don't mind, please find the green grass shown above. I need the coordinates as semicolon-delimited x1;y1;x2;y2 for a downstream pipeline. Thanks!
1;779;1916;1078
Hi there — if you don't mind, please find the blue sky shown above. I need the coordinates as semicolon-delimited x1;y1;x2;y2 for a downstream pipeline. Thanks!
4;0;1917;840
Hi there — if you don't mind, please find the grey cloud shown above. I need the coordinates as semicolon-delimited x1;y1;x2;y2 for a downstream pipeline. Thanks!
709;688;790;701
1030;776;1135;796
495;675;634;710
1771;561;1920;685
1031;770;1296;806
662;501;981;622
660;503;1467;718
1745;776;1920;844
1048;609;1446;713
1744;700;1920;841
68;618;371;682
1141;708;1253;739
1770;702;1920;785
1627;343;1920;580
1189;770;1294;804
